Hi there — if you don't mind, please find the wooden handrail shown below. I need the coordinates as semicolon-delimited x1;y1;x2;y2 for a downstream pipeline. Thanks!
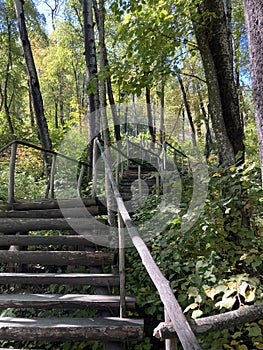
1;140;91;203
96;138;202;350
0;139;91;167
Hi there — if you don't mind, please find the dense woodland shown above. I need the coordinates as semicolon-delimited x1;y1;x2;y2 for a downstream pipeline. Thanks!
0;0;263;349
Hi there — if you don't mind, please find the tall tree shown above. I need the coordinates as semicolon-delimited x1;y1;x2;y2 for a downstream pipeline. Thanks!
14;0;52;167
193;0;245;165
243;0;263;185
81;0;99;180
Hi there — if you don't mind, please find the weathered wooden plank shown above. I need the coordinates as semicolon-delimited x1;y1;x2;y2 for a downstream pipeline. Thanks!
0;206;107;218
0;251;116;266
0;218;107;234
0;198;99;211
0;317;144;342
0;273;120;286
0;294;135;310
0;235;95;247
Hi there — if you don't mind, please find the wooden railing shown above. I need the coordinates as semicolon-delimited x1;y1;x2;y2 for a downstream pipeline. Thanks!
96;138;202;350
0;140;90;204
0;137;200;348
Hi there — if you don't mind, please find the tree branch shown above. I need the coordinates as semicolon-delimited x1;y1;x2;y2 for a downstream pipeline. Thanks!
153;304;263;340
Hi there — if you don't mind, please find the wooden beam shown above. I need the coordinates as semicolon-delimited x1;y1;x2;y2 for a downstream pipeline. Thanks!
0;218;107;234
0;294;135;310
0;198;98;211
0;317;144;342
0;206;107;218
0;272;120;286
0;250;116;266
0;235;96;247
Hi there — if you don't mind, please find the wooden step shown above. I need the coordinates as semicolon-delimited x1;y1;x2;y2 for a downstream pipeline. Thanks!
0;218;107;234
0;317;144;341
0;273;120;286
0;250;116;266
0;235;96;247
0;198;98;211
0;206;107;218
0;294;135;310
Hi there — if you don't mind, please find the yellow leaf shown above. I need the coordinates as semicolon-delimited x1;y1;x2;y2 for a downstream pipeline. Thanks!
228;281;238;289
213;173;221;177
205;288;216;300
245;289;255;302
255;342;263;349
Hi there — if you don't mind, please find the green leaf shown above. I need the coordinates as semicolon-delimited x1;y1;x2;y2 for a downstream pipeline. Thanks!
248;324;262;337
188;286;199;298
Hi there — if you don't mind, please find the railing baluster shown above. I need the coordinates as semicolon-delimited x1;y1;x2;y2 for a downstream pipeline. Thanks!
77;164;85;198
49;154;57;199
92;140;98;198
8;142;17;204
118;213;126;318
165;308;178;350
138;164;142;196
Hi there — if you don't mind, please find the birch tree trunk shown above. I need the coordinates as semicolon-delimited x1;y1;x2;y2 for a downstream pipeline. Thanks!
243;0;263;185
14;0;52;169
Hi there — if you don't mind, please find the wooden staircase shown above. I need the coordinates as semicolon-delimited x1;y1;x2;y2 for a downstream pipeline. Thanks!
0;198;144;348
118;161;159;208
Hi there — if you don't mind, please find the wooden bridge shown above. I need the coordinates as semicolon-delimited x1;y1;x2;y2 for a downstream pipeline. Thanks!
0;138;202;350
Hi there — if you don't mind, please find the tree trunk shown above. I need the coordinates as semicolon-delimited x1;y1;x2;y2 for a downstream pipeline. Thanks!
177;73;196;146
3;21;15;137
159;81;165;144
81;0;100;181
14;0;52;169
193;0;244;165
93;0;121;143
145;86;155;143
243;0;263;185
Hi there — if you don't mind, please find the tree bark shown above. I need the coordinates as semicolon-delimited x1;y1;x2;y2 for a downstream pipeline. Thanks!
243;0;263;185
193;1;244;165
14;0;52;169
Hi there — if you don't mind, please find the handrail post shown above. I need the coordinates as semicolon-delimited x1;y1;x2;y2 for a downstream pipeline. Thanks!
8;142;17;204
77;164;85;198
92;140;98;198
118;212;126;318
165;308;178;350
126;134;130;169
49;154;57;199
138;164;142;197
